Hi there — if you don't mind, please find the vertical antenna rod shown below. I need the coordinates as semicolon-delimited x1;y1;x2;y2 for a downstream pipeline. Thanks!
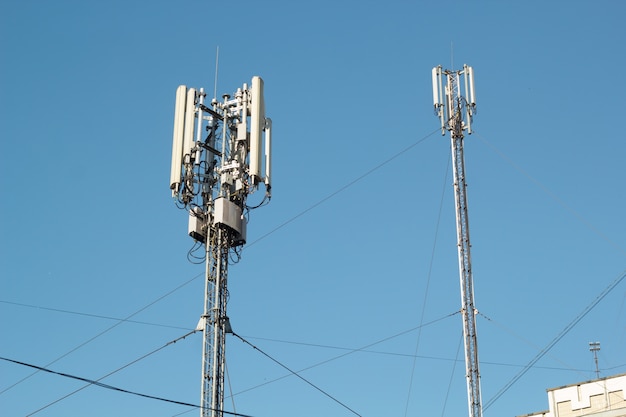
213;46;219;101
169;76;272;417
432;64;482;417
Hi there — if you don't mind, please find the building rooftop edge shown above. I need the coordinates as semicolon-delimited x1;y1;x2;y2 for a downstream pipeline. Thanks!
546;372;626;392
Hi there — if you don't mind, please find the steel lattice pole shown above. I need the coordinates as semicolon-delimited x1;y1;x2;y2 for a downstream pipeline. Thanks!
449;84;483;417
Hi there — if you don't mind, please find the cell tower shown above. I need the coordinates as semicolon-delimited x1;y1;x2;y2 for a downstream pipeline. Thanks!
169;76;272;417
589;341;601;379
432;64;482;417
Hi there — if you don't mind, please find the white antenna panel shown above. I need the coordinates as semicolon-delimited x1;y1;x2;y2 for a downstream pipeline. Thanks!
170;85;187;194
264;118;272;190
237;85;249;141
182;88;197;161
463;65;471;107
445;83;453;122
249;76;265;183
462;65;475;134
468;66;476;105
432;66;442;107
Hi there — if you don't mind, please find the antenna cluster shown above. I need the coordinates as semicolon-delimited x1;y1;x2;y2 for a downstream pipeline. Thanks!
432;64;476;135
169;76;271;245
170;76;271;205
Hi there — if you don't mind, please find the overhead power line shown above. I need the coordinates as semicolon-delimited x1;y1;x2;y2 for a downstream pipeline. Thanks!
242;333;607;373
0;355;252;417
245;128;441;249
231;312;459;397
0;300;192;331
24;330;198;415
0;273;201;396
232;332;362;417
5;297;619;375
404;145;451;417
484;268;626;410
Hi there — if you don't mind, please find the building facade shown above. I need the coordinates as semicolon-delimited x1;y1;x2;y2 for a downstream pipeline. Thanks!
520;373;626;417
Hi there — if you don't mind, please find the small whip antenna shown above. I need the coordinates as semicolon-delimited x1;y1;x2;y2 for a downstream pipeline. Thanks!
450;41;454;70
213;46;220;101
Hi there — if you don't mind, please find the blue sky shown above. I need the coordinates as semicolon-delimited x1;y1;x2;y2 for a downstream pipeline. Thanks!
1;1;625;416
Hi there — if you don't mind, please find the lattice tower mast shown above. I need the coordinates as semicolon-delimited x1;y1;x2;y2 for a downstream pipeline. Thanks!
169;77;272;417
432;64;482;417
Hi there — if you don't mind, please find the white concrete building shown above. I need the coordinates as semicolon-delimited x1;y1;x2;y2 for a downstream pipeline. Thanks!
519;373;626;417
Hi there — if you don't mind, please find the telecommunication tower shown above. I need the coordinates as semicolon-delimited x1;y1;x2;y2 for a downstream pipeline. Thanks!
589;341;601;378
169;76;272;417
432;64;482;417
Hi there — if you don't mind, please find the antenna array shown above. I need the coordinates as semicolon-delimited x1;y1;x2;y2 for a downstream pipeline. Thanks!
432;64;482;417
169;76;272;417
432;64;476;135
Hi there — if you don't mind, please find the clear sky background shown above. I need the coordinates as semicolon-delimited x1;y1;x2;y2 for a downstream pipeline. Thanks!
1;1;625;416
